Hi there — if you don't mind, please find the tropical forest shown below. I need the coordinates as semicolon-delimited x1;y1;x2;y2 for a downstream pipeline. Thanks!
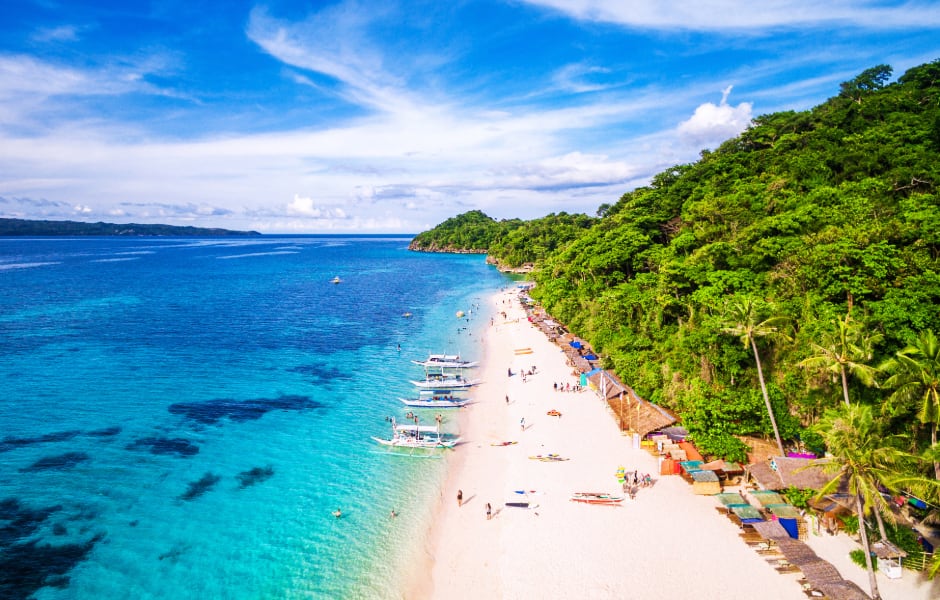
411;61;940;583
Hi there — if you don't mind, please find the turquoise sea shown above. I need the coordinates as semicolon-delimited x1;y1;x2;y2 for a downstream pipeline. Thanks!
0;236;506;599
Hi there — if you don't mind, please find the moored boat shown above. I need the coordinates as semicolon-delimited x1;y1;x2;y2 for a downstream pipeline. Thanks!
411;353;478;369
399;393;470;408
372;434;458;449
409;373;479;389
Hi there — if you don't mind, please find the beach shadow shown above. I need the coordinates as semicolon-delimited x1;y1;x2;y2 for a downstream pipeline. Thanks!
460;493;477;507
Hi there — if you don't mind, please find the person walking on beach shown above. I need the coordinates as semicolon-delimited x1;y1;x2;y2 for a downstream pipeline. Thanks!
520;417;525;431
457;489;463;507
505;395;509;405
486;503;492;520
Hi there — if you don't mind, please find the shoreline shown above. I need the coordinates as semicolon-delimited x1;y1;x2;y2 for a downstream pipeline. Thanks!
409;288;936;600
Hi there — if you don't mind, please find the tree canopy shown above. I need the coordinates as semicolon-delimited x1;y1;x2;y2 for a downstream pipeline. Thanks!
412;60;940;473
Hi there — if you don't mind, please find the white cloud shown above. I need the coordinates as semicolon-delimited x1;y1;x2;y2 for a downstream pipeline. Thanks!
677;85;753;148
552;63;613;94
286;194;348;219
521;1;940;30
32;25;81;43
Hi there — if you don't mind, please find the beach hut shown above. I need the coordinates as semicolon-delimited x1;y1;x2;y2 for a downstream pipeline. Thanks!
715;492;751;511
731;504;765;525
678;441;704;462
767;504;803;539
690;470;721;495
592;372;677;436
746;456;834;491
871;540;906;579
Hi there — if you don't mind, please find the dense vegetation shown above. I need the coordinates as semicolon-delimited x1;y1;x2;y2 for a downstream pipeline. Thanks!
409;209;597;269
414;60;940;586
414;61;940;464
0;218;260;237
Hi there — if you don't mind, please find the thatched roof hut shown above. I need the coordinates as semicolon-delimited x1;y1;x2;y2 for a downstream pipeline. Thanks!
594;370;677;436
813;581;871;600
750;520;790;541
747;457;835;491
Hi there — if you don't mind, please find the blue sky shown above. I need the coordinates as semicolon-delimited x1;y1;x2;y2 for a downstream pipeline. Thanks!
1;1;938;233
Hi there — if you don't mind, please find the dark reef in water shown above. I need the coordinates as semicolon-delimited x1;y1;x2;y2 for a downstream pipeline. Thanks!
85;426;122;437
236;465;275;489
168;394;321;425
20;452;90;472
0;426;122;453
0;534;104;597
0;498;62;547
179;472;221;501
0;430;82;453
126;437;199;457
0;498;102;598
287;364;353;383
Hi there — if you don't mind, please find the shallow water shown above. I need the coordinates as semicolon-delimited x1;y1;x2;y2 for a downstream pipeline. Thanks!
0;236;505;599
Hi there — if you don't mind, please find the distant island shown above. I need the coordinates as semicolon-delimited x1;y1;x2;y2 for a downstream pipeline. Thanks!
0;218;261;237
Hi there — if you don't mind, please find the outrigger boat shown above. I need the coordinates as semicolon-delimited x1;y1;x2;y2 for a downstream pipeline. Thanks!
411;353;479;369
399;391;470;408
372;418;459;449
570;492;625;505
409;372;479;389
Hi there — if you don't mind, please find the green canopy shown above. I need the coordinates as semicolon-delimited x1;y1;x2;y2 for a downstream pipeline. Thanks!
751;491;786;506
768;504;802;519
731;505;764;521
715;492;751;507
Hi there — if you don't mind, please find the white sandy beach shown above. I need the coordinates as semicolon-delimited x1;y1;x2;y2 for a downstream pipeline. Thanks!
414;288;937;600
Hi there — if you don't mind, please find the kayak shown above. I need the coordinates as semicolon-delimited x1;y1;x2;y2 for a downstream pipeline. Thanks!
570;492;625;504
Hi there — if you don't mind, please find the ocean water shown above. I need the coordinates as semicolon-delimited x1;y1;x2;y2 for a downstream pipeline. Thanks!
0;236;505;599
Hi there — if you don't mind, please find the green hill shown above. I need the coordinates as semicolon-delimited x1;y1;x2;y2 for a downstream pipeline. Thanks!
413;60;940;464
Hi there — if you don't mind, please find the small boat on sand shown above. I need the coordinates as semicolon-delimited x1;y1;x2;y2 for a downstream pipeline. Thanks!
570;492;625;505
528;454;569;462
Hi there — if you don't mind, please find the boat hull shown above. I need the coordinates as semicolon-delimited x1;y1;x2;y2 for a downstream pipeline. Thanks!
399;398;470;408
570;493;625;504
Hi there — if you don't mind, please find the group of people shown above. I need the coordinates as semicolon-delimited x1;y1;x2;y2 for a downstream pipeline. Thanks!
621;469;653;499
553;381;581;392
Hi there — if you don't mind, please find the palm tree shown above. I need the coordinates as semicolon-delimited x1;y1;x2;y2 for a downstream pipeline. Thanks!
812;404;917;600
799;312;882;407
722;297;790;456
881;330;940;479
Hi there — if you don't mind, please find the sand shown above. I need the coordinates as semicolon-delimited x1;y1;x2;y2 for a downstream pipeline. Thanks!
415;288;937;600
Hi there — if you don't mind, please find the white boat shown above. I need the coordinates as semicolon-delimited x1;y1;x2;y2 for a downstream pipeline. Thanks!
372;419;459;449
570;492;625;505
410;373;479;389
399;392;470;408
372;435;458;449
411;353;479;369
331;276;342;284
